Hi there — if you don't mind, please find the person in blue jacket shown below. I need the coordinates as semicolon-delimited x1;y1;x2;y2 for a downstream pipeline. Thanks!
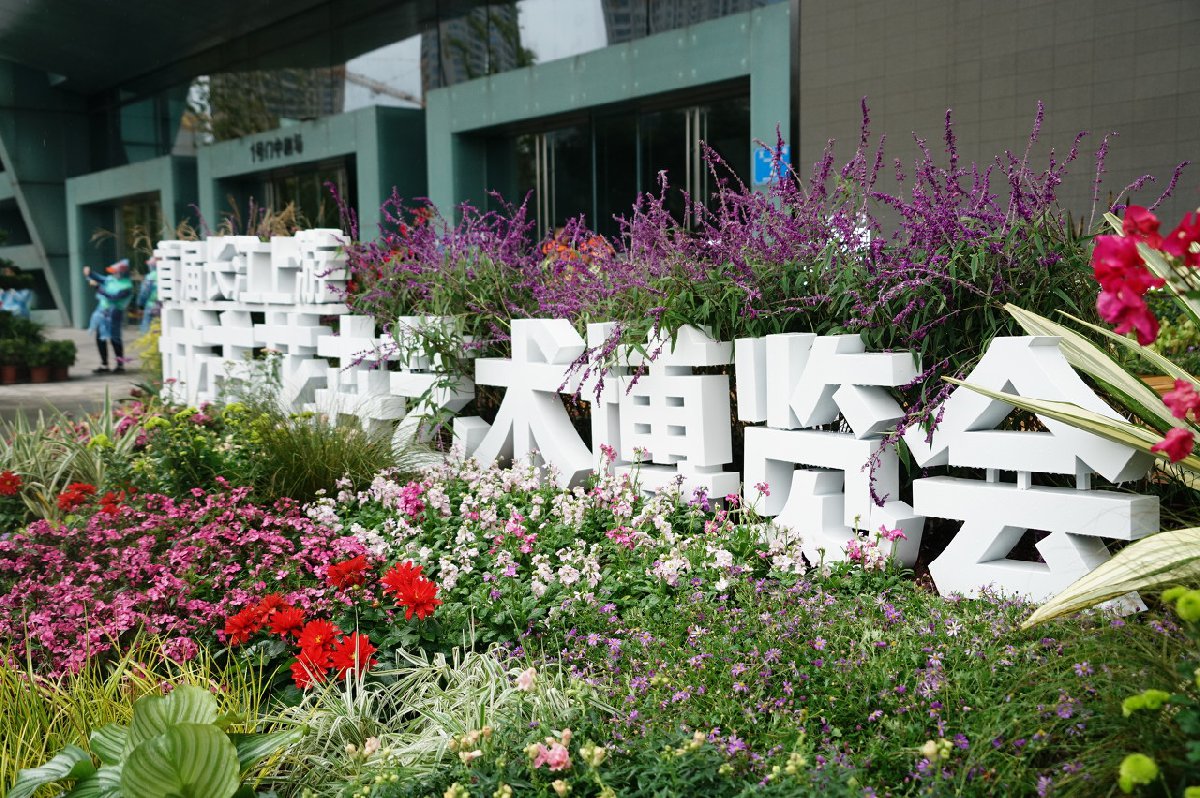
0;265;32;319
84;258;134;373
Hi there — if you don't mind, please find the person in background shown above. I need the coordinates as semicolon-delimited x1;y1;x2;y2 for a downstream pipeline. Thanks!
0;265;32;319
138;256;160;333
84;258;134;373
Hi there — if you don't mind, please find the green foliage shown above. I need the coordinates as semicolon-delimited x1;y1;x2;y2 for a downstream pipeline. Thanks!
24;340;55;368
0;637;276;796
264;645;599;797
1104;590;1200;795
0;337;28;366
11;683;301;798
49;339;78;368
0;392;144;525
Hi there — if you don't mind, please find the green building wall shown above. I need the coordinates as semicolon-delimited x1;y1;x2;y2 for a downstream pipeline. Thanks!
423;4;792;215
196;106;426;239
0;60;90;323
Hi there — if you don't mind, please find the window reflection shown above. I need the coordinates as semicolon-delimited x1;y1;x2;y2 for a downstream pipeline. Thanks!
481;87;750;237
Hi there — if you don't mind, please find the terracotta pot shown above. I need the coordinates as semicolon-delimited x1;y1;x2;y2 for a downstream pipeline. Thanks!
28;365;51;384
52;365;69;382
0;364;21;384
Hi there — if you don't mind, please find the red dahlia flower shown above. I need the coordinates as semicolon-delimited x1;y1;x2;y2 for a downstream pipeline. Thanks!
330;632;378;677
298;618;342;659
255;593;289;616
396;575;442;621
268;606;306;638
0;470;21;496
380;560;424;598
326;555;370;589
56;482;96;512
291;650;330;689
224;605;265;646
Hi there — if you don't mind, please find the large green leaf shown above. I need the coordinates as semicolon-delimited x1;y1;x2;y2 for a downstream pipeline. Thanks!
69;766;124;798
1024;527;1200;627
228;726;306;773
8;745;96;798
121;724;240;798
944;377;1200;477
90;723;128;766
125;685;221;755
1004;304;1178;431
1057;310;1200;389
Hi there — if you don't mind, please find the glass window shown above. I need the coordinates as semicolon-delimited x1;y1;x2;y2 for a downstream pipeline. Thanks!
477;87;751;236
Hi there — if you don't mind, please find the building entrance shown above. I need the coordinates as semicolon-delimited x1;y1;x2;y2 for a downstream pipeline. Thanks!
488;89;751;238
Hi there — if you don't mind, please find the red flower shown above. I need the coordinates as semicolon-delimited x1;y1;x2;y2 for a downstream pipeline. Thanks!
1163;379;1200;420
1092;235;1163;295
268;606;306;638
1097;287;1160;345
1163;212;1200;267
330;632;378;677
395;575;442;621
298;619;342;659
0;471;21;496
255;593;289;616
1151;427;1196;463
1122;206;1164;249
290;650;330;689
380;561;424;599
326;555;370;589
224;606;265;646
56;482;96;513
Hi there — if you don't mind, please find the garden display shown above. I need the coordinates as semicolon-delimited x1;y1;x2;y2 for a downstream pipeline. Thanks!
3;105;1200;797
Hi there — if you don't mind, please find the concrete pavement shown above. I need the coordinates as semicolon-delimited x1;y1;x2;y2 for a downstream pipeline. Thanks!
0;325;149;423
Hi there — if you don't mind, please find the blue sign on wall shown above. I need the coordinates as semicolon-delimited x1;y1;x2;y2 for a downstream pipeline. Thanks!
753;144;790;185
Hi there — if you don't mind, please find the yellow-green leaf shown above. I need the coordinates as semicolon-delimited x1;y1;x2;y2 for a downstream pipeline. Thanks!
1023;527;1200;627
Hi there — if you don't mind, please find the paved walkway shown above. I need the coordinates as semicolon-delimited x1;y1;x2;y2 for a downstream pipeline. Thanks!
0;326;149;423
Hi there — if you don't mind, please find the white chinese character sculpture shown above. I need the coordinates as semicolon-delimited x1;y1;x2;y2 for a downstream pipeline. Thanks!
907;336;1158;601
737;333;924;567
386;316;475;441
608;325;739;500
462;319;592;488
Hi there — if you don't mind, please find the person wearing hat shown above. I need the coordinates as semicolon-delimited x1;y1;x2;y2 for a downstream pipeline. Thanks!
84;258;134;373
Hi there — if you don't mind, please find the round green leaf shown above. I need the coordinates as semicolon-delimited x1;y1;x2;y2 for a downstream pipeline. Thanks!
121;724;240;798
126;685;221;754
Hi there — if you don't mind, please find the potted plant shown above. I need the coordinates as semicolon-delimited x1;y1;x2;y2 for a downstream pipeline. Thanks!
47;339;75;381
25;340;53;383
0;339;26;384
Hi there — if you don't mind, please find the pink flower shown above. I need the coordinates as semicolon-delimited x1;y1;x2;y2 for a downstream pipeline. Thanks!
516;666;537;692
1092;235;1162;294
1163;379;1200;420
530;741;571;771
1151;427;1196;463
1122;206;1164;249
1096;287;1159;345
